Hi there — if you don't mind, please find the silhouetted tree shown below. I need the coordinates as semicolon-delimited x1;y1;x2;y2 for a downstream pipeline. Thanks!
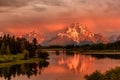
23;49;29;60
6;45;11;55
0;42;6;54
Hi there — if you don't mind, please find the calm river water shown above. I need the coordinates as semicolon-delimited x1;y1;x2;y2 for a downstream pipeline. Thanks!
0;51;120;80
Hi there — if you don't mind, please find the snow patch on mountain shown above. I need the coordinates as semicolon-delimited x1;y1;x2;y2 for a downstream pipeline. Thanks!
44;23;109;46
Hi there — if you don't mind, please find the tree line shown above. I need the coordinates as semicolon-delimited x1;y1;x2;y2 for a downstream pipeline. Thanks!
79;41;120;51
0;34;49;59
44;40;120;51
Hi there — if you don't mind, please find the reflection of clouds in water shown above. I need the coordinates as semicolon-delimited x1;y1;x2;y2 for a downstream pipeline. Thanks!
58;54;94;73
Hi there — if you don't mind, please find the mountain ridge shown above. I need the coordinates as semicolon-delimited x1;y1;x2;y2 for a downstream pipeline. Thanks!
1;23;119;46
22;31;44;44
43;23;109;46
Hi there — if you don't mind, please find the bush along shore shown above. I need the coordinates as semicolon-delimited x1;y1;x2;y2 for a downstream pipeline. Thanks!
85;67;120;80
0;34;49;63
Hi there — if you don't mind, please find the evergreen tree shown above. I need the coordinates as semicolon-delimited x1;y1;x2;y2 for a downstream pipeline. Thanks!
29;38;38;57
20;38;27;53
0;42;6;54
32;38;37;46
6;45;11;55
23;49;29;60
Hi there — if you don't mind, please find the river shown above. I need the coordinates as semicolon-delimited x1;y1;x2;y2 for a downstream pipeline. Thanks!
0;51;120;80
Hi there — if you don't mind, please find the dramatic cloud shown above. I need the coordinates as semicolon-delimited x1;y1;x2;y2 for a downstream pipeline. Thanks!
39;0;65;6
0;0;32;7
0;0;119;37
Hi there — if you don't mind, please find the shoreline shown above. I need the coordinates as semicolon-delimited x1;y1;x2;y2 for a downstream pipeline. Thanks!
0;58;43;68
42;48;120;53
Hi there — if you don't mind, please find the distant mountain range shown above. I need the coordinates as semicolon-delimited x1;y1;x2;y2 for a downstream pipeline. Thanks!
15;31;44;44
109;35;120;42
43;23;109;46
0;23;119;46
22;31;44;44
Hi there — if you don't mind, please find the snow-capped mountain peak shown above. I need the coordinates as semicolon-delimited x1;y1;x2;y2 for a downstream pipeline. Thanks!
22;31;44;44
70;23;87;33
0;32;4;37
58;23;95;44
45;23;109;46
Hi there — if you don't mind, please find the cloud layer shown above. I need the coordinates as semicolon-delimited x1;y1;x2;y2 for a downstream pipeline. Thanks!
0;0;120;36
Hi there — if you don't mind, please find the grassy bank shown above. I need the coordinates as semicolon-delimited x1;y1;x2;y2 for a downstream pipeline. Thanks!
0;58;42;68
0;54;43;66
0;54;24;63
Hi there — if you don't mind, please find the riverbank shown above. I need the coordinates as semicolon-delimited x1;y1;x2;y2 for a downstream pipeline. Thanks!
0;58;42;68
0;54;44;68
0;54;24;63
42;48;120;53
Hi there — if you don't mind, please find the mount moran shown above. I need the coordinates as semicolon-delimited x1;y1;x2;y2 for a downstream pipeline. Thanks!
43;23;109;46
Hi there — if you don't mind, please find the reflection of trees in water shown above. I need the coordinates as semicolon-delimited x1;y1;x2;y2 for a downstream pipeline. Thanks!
65;50;75;56
85;54;120;59
0;61;49;80
54;50;75;56
55;50;60;55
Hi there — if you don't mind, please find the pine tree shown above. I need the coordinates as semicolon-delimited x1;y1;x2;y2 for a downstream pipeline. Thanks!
29;38;38;57
32;38;37;46
6;45;11;55
23;49;29;60
0;42;6;55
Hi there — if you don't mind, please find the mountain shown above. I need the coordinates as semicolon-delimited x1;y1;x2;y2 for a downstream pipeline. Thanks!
109;35;120;42
22;31;44;44
44;23;109;46
0;32;4;37
0;31;44;44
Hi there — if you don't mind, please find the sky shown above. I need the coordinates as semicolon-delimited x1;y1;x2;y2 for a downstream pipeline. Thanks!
0;0;120;37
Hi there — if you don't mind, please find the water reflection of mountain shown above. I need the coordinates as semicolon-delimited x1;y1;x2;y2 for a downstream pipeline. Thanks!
0;61;49;80
58;54;94;73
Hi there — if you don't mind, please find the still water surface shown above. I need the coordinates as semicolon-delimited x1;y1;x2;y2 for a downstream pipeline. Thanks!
0;51;120;80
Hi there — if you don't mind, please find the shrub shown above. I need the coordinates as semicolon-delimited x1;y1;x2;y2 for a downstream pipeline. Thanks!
23;49;29;60
85;67;120;80
85;71;103;80
36;50;49;60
